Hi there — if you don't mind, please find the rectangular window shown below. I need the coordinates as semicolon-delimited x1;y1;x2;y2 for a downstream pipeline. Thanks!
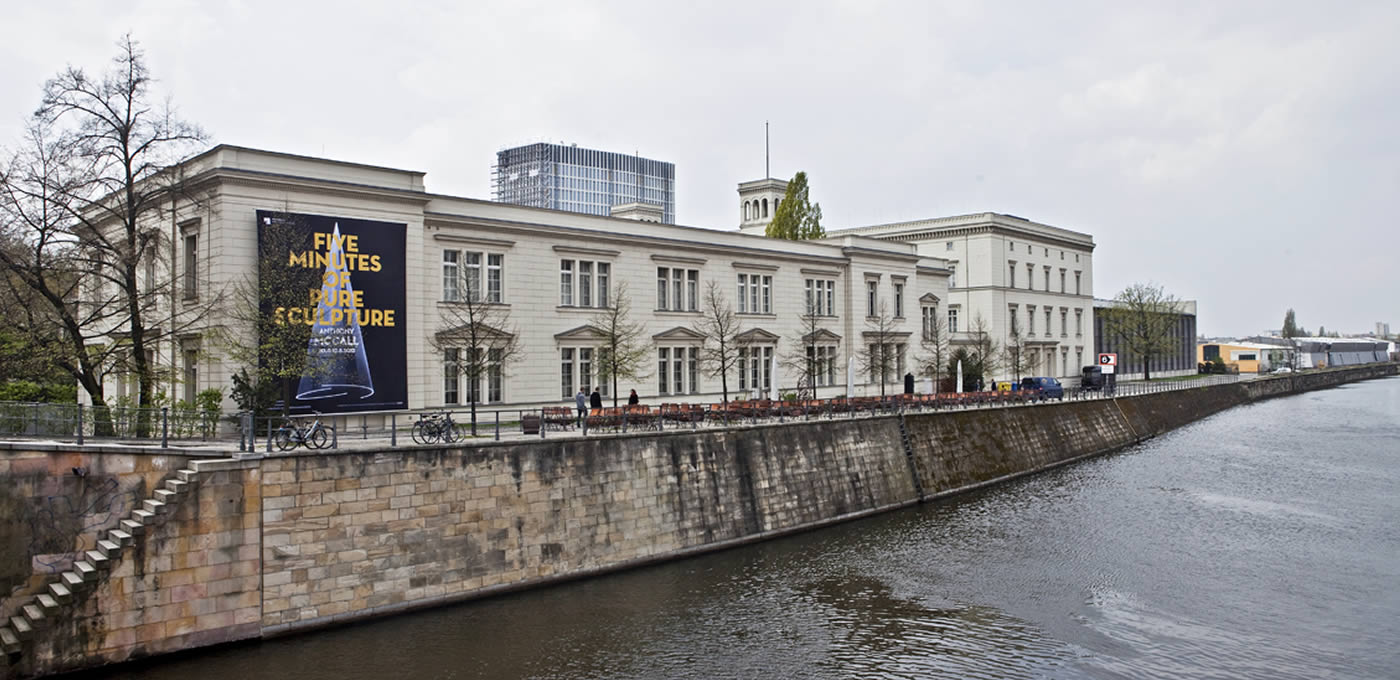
1009;306;1019;334
1076;309;1083;336
183;233;198;300
487;254;503;303
922;305;938;339
1045;308;1052;335
579;261;593;307
182;348;198;404
657;267;697;311
1028;306;1036;336
688;347;699;393
866;280;878;317
738;347;748;391
597;263;610;308
1027;264;1034;290
465;349;482;404
658;347;669;394
579;348;593;395
948;308;959;334
804;278;836;315
488;348;502;403
946;241;954;251
948;264;956;288
145;251;157;292
445;349;460;404
1075;271;1082;296
560;261;574;306
673;348;684;394
893;282;904;318
443;251;461;302
1044;268;1050;291
1059;269;1066;294
1008;262;1016;288
1061;309;1068;337
761;275;771;314
465;253;481;301
560;349;574;399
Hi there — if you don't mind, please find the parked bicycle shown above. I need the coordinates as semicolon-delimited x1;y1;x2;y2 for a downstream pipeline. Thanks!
274;415;334;450
411;411;459;445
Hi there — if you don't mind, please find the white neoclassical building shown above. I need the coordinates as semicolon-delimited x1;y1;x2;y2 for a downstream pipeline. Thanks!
829;213;1097;380
98;146;953;415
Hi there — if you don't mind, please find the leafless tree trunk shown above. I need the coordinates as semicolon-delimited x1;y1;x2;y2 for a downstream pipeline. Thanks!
781;309;832;399
592;280;651;407
2;35;210;435
692;280;744;403
917;312;948;393
858;301;905;397
431;278;521;436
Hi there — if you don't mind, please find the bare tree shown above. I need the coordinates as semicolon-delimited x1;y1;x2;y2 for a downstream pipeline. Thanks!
1001;322;1038;383
211;210;320;417
430;276;522;436
781;307;834;399
692;280;744;403
0;36;210;434
592;280;651;407
917;310;948;393
966;313;1000;389
1102;282;1183;380
858;301;905;397
0;123;120;424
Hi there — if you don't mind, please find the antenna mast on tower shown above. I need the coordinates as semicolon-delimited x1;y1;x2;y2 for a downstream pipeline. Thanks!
765;121;770;178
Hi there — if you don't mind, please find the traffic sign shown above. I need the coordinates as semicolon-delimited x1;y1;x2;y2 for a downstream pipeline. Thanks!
1098;353;1117;374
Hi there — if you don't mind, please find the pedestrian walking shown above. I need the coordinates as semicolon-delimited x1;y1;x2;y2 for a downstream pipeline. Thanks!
628;389;639;405
574;389;586;428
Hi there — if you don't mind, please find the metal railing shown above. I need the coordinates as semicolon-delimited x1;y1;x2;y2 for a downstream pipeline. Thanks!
0;372;1258;450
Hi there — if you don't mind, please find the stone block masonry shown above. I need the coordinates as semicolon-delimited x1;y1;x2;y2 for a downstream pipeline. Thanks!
258;418;915;632
2;364;1393;677
4;459;261;677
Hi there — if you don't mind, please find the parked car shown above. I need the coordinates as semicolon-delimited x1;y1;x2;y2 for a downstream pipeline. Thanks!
1270;366;1294;374
1081;365;1106;391
1019;376;1066;400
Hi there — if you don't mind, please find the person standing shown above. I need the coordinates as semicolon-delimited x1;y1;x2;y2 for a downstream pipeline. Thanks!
574;389;587;428
628;389;639;405
590;388;603;410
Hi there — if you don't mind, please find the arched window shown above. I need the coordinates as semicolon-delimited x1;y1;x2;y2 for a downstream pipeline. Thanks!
743;201;750;221
762;198;769;218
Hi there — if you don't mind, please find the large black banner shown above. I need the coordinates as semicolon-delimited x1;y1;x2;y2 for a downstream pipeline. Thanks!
257;211;407;413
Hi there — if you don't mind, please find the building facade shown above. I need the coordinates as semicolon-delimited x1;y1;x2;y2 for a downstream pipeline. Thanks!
1094;299;1199;378
828;213;1097;382
96;146;950;413
492;142;677;224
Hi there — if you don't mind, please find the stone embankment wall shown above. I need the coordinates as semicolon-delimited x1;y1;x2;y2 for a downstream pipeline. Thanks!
2;364;1393;677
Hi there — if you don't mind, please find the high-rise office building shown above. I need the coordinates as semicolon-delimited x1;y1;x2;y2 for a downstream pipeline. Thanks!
492;142;676;224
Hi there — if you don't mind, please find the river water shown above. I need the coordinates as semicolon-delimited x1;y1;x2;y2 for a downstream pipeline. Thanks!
95;377;1400;680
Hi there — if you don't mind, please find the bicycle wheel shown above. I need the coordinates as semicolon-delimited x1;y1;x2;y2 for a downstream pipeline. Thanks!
440;419;458;443
308;426;329;449
274;428;296;451
411;419;429;445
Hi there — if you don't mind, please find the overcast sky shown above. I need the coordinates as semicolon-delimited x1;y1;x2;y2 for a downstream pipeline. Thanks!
2;1;1395;337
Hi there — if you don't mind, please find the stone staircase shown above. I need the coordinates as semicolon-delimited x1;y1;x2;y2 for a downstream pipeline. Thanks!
1;467;201;664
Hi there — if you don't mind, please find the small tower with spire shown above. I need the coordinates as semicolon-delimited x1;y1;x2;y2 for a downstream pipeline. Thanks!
737;121;788;235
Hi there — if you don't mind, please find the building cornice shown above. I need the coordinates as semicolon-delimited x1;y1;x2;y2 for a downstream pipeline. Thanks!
424;211;851;267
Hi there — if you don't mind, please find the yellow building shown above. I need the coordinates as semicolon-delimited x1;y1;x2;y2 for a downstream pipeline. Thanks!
1197;342;1291;373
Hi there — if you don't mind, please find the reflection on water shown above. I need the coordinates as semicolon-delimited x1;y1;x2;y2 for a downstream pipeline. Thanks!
92;378;1400;680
